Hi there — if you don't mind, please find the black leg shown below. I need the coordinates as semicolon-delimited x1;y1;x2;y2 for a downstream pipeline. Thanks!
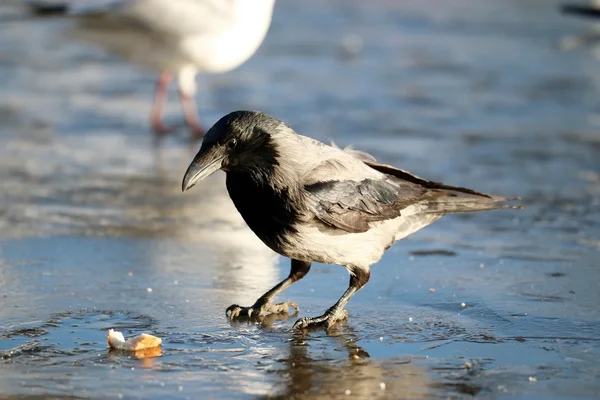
226;259;311;320
293;266;370;330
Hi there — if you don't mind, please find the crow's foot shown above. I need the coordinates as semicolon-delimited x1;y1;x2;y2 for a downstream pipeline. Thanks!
226;301;299;320
293;309;349;331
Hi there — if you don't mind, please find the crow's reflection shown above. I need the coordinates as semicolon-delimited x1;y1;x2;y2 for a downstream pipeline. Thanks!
259;327;433;399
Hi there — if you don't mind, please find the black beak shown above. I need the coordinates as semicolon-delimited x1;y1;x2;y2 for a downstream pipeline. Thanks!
182;146;224;192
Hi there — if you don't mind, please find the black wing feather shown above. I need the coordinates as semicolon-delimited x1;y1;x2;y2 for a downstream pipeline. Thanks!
365;161;494;198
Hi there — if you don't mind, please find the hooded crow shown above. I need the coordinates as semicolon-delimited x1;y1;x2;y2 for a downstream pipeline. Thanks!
182;111;520;330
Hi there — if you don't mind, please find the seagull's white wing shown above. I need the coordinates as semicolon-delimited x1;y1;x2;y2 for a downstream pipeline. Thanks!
121;0;237;37
32;0;238;37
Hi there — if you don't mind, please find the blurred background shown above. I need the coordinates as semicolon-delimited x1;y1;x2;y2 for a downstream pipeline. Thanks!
0;0;599;399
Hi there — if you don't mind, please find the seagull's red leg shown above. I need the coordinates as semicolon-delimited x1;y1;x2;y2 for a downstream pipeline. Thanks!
179;91;205;141
150;70;174;137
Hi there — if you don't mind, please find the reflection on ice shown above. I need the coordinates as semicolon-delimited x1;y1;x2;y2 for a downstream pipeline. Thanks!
1;0;600;398
261;329;433;399
0;132;281;317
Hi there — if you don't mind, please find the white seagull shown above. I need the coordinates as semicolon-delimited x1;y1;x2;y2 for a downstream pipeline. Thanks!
27;0;276;140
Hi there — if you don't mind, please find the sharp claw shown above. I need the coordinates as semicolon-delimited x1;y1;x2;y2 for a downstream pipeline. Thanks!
226;301;300;322
226;304;240;316
226;305;243;320
293;310;348;331
293;317;310;330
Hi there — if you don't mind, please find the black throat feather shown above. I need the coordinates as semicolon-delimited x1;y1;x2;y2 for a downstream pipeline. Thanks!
225;132;300;253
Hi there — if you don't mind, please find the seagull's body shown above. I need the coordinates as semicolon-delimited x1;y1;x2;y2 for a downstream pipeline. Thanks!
28;0;276;139
182;111;520;330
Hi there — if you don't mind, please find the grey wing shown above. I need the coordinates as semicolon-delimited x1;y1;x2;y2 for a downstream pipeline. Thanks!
304;178;428;233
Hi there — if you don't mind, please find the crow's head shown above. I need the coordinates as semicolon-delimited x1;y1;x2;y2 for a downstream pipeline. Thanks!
182;110;293;191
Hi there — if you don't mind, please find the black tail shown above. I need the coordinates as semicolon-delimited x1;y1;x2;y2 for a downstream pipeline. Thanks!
364;160;522;214
422;192;522;215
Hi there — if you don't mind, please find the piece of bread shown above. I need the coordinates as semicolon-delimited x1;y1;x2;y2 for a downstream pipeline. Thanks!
107;329;162;351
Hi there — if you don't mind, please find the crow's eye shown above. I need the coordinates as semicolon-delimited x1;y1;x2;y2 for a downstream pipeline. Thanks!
226;138;237;149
